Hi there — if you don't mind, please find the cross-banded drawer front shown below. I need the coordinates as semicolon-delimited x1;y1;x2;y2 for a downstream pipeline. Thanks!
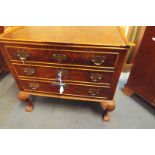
14;64;113;85
6;46;118;69
19;80;110;99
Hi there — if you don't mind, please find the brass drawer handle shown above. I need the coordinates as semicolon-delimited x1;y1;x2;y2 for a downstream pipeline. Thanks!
52;53;67;63
88;88;100;96
23;67;35;76
89;73;103;82
28;82;40;90
17;49;30;61
91;55;106;66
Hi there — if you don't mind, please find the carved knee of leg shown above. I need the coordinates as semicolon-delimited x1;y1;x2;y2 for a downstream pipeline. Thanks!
18;92;29;101
102;101;115;111
107;101;115;111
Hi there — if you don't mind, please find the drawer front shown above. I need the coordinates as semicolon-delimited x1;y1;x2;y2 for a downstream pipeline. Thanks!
14;64;113;85
19;80;110;99
6;46;118;68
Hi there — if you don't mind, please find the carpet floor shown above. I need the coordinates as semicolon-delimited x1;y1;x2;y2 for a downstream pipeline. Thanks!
0;73;155;129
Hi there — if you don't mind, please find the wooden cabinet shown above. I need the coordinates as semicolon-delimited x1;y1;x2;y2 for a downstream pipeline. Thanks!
123;26;155;107
0;26;129;121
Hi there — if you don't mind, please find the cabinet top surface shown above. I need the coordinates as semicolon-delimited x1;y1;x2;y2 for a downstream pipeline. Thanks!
0;26;127;47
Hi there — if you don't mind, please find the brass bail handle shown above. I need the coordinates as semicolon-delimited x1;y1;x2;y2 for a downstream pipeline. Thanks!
17;49;29;64
90;73;103;82
88;88;100;96
91;55;106;66
52;53;67;63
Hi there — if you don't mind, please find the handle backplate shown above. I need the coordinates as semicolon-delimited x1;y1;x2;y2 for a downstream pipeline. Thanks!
17;49;29;60
23;67;35;76
28;82;40;90
88;88;100;96
52;53;67;63
89;73;103;82
91;55;106;66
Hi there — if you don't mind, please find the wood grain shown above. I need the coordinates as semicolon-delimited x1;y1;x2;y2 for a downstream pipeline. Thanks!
0;26;129;121
0;26;126;46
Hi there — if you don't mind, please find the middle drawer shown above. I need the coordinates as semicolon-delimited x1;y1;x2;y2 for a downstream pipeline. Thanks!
13;64;113;85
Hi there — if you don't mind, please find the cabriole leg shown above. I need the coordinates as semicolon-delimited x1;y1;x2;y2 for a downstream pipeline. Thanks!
100;100;115;122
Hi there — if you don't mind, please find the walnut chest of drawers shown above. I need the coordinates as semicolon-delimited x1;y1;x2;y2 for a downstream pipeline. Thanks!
0;26;129;121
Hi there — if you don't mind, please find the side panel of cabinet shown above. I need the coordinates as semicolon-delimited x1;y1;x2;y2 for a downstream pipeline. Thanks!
126;27;155;106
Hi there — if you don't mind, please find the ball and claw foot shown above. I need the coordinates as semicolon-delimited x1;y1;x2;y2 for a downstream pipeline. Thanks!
100;100;115;122
25;100;33;112
18;91;33;112
102;112;111;122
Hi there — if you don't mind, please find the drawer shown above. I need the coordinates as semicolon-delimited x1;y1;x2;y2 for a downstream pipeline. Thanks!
6;46;118;69
19;79;110;99
14;64;113;85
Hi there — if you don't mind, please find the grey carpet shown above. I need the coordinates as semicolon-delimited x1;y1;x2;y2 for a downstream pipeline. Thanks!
0;73;155;129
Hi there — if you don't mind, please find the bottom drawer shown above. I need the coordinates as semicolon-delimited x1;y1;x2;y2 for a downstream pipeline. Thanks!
19;79;110;99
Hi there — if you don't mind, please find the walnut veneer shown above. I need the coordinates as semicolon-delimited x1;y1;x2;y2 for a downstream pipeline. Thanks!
0;26;129;121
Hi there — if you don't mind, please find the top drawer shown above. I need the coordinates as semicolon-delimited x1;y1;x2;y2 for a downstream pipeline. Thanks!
5;46;119;69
